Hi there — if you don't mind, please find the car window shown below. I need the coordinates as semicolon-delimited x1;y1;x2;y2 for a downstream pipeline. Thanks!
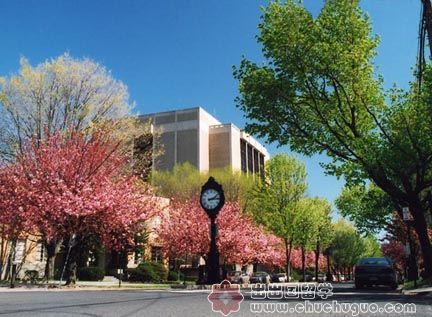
360;258;390;265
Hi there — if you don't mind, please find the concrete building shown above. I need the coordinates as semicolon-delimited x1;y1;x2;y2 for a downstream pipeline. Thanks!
139;107;269;173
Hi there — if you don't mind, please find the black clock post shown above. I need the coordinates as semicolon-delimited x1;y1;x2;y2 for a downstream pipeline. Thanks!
200;177;225;284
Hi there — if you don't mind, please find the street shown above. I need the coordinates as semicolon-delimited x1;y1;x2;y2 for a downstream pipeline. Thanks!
0;284;430;317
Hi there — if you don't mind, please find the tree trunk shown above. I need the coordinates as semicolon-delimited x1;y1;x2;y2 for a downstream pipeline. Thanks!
301;246;306;282
8;239;17;288
410;202;432;278
336;264;340;282
284;238;293;280
314;241;320;282
64;236;80;287
65;261;77;286
44;255;55;282
65;246;78;287
44;240;62;281
0;229;7;280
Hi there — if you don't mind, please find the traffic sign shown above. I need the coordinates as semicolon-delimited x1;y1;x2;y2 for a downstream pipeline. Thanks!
402;207;412;221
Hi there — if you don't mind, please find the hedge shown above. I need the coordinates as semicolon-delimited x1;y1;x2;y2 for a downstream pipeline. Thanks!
127;262;168;283
77;267;105;281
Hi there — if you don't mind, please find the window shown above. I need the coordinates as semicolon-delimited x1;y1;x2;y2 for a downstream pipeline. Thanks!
134;249;142;265
240;140;247;173
151;246;162;263
14;240;26;263
247;144;253;173
253;149;259;174
259;154;265;178
134;235;145;264
39;242;45;262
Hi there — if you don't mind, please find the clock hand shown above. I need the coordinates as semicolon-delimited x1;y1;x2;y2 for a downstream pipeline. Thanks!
208;195;219;201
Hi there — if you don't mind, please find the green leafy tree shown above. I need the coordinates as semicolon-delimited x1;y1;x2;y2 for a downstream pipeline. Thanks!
293;198;320;282
330;220;365;279
362;235;382;258
0;54;147;162
249;153;307;279
336;184;394;235
151;163;255;207
151;163;205;201
311;198;333;281
208;167;256;209
234;0;432;277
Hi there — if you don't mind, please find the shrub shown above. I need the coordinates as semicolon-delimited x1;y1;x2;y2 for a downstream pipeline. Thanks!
24;270;39;283
77;267;105;281
168;270;184;281
290;270;300;282
127;267;156;282
146;262;168;282
127;262;168;283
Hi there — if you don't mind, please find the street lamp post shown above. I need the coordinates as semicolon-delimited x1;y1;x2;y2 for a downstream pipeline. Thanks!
200;177;225;285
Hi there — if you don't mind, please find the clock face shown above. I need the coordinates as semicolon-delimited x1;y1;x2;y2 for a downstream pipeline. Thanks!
200;188;221;210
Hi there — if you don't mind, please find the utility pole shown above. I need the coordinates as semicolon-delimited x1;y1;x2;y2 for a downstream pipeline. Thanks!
421;0;432;56
417;1;432;91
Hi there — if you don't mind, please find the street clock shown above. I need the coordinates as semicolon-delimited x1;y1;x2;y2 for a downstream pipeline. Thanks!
199;176;225;284
200;177;225;218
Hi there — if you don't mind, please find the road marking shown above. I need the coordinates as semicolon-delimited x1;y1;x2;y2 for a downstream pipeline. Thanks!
169;290;212;293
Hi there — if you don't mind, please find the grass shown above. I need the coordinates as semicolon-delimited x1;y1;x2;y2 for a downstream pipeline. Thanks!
0;280;183;290
79;283;173;289
403;278;432;290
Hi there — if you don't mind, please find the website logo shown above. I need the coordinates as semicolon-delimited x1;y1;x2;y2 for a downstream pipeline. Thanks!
208;280;244;316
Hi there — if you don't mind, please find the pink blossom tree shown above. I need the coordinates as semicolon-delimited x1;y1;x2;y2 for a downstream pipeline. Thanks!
157;198;285;269
0;129;158;285
381;240;405;273
0;164;35;283
290;249;326;271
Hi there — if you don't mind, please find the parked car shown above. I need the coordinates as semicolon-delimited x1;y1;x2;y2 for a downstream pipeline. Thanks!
354;257;398;290
250;271;271;284
227;271;250;284
299;274;313;282
270;273;279;283
276;273;288;283
312;274;325;282
270;273;286;283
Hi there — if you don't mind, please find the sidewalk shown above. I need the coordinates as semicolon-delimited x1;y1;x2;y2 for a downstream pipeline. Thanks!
402;286;432;296
0;279;174;291
0;280;357;292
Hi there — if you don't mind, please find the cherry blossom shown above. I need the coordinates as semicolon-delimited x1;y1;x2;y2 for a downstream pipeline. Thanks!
157;198;285;267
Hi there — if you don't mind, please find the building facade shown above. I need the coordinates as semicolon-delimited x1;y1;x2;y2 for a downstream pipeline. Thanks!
140;107;269;173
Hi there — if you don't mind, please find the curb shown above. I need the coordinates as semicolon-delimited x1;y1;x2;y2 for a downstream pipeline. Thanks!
0;284;174;292
401;289;432;296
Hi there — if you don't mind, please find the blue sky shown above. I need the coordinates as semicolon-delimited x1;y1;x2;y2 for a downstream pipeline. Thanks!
0;0;421;209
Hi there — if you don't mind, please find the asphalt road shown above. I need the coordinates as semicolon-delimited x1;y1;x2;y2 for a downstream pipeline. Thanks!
0;284;430;317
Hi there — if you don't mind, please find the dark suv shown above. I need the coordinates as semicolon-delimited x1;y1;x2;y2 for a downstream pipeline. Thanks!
354;257;398;290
